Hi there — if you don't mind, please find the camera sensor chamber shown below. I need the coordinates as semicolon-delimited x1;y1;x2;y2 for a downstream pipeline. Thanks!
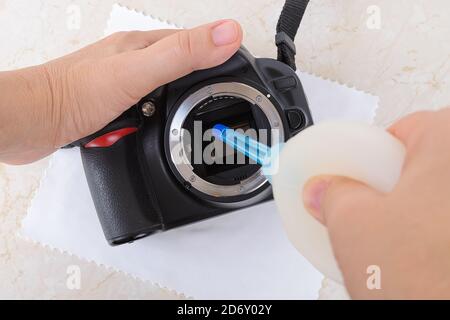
184;95;266;185
166;82;285;207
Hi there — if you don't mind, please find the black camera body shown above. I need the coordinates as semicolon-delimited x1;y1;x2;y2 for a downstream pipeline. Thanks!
77;47;313;246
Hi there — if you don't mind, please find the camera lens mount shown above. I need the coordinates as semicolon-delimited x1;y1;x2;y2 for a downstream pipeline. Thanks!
167;82;285;206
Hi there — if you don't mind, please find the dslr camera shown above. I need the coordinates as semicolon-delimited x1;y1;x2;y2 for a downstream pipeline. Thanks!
74;0;313;245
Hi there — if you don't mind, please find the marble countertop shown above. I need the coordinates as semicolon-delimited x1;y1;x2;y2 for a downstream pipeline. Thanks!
0;0;448;299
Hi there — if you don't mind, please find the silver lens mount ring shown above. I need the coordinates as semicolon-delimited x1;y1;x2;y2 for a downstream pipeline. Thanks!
168;82;285;199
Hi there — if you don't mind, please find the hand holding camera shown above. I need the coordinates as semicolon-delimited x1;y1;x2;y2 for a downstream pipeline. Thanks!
0;20;243;164
68;1;312;245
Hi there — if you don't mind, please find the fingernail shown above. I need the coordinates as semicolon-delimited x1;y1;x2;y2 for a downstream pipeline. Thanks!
303;179;329;223
212;20;239;46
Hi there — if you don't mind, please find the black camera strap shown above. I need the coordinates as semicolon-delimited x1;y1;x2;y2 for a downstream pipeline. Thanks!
276;0;310;70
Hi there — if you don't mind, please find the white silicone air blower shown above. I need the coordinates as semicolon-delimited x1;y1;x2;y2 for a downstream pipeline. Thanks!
271;122;406;283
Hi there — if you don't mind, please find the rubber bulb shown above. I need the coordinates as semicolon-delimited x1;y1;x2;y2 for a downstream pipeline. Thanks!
272;121;406;283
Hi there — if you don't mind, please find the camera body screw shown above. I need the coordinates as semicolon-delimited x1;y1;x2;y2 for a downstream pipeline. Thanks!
142;102;156;117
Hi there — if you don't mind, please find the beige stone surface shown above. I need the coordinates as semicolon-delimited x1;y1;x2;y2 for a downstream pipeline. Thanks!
0;0;448;299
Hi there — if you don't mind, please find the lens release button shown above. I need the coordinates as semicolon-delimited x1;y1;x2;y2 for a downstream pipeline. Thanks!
286;110;306;131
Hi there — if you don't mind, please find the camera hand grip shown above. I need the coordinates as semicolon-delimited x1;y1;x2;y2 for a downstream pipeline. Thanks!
81;130;162;245
272;122;406;283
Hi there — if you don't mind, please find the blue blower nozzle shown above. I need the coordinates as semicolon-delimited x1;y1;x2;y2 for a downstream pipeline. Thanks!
212;124;283;184
212;124;271;166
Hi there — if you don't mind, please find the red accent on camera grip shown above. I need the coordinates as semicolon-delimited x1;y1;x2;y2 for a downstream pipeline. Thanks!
84;127;138;148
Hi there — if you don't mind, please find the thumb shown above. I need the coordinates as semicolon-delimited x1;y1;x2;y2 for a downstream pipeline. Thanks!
303;175;381;226
105;20;243;102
